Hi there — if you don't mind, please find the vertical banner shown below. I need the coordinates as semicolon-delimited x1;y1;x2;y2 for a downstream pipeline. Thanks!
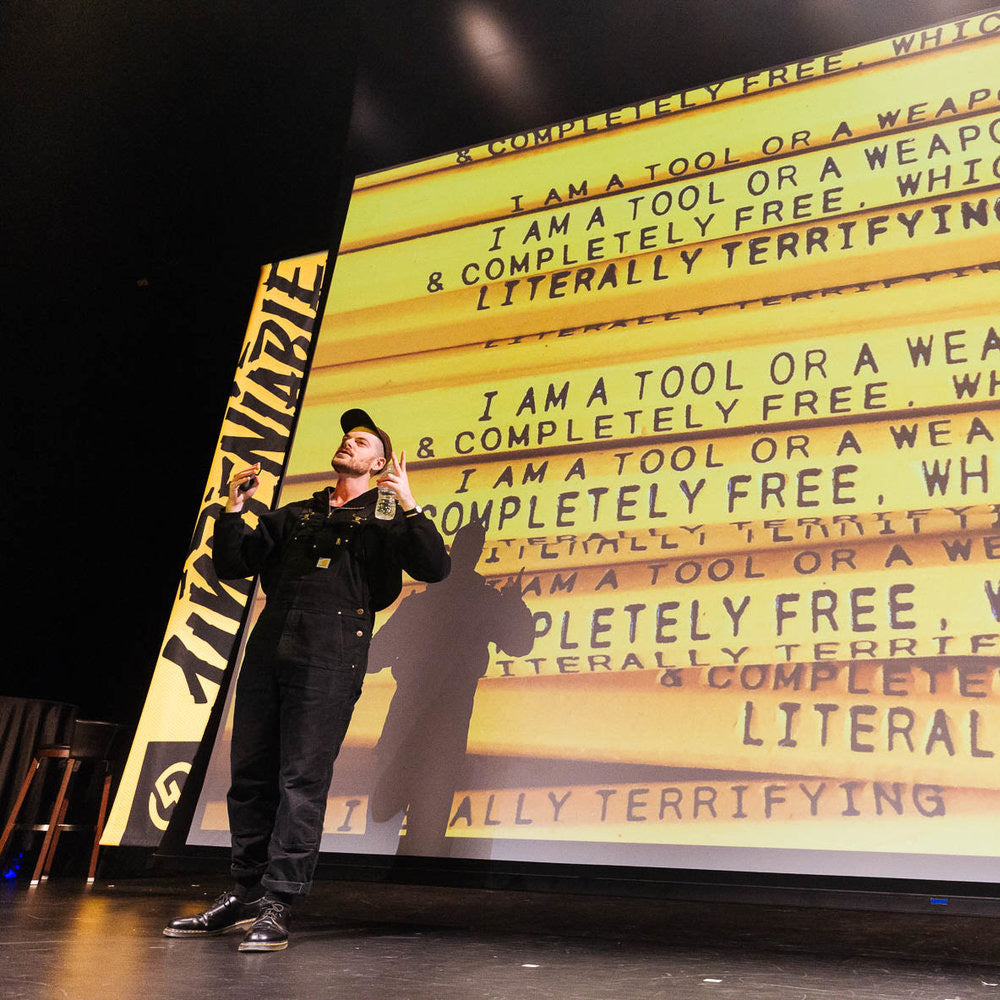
103;253;326;846
191;12;999;879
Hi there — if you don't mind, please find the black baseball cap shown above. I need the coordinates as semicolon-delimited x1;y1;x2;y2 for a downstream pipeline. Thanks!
341;408;393;460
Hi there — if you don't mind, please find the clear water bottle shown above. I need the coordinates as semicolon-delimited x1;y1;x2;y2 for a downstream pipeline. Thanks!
375;461;396;520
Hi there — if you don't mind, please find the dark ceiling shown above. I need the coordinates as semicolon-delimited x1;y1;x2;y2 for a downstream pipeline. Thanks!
2;0;992;723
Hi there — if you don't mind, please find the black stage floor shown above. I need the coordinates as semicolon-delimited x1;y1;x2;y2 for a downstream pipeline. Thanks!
2;874;998;999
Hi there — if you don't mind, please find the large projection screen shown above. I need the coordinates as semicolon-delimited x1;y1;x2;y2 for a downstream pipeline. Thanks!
189;12;1000;881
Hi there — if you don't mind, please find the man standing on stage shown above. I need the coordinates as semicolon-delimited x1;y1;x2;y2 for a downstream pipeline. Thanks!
164;408;450;951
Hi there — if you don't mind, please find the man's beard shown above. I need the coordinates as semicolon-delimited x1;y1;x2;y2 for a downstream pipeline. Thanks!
332;453;372;478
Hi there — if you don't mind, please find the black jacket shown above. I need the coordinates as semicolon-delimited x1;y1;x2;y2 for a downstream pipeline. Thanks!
213;487;450;615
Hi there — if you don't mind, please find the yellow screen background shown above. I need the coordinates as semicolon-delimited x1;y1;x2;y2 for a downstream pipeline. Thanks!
188;12;999;873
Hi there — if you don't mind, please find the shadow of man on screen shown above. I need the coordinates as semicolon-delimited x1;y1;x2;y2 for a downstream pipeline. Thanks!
366;520;535;857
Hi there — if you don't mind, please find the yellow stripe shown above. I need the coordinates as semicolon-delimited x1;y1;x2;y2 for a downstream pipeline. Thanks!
443;781;1000;853
347;21;1000;221
344;668;999;789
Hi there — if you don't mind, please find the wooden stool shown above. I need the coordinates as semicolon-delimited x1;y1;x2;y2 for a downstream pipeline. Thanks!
0;720;121;884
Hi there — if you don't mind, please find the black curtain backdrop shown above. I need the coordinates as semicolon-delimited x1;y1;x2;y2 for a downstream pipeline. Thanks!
2;0;992;727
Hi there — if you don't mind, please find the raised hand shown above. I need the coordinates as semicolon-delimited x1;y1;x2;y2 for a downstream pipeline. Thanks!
226;462;261;511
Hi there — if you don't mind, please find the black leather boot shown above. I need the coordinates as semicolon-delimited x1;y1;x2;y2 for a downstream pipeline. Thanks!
239;898;291;952
163;892;264;937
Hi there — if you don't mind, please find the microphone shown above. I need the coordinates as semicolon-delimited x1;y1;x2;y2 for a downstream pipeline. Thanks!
236;464;261;493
